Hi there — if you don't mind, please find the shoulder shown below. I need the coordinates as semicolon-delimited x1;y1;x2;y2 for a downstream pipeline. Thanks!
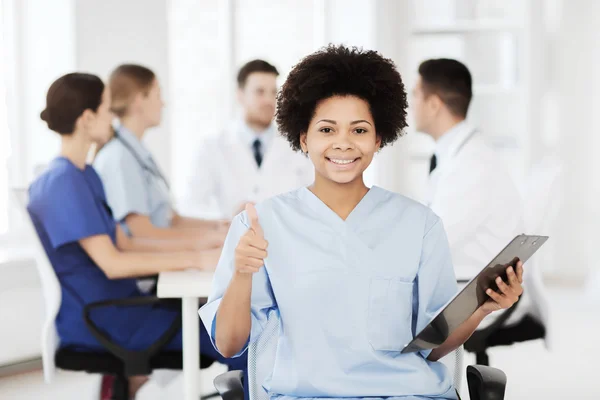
456;136;516;184
204;130;234;148
458;134;503;167
93;140;142;180
29;159;87;209
234;188;305;228
375;186;433;215
84;165;106;192
371;186;441;235
32;158;83;189
94;139;136;169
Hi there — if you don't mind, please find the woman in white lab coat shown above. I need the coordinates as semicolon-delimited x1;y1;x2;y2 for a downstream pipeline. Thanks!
94;64;227;246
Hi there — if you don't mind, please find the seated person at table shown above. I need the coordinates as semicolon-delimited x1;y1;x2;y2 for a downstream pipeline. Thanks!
199;45;524;400
29;73;246;398
94;64;228;244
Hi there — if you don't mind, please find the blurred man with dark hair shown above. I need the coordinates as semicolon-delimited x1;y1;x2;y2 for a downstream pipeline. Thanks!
183;59;313;219
412;58;528;329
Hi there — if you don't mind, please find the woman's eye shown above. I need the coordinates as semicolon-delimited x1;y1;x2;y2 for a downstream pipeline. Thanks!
355;128;367;134
320;127;332;133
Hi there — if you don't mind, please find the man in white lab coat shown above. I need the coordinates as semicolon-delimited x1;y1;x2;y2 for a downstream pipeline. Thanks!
411;58;528;328
183;60;313;219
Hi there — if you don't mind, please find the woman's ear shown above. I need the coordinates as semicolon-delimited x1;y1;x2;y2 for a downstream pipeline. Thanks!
77;109;95;131
300;133;308;153
375;135;382;152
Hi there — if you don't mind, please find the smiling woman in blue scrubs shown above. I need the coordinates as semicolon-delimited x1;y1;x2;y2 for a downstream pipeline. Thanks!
199;45;524;400
29;73;246;398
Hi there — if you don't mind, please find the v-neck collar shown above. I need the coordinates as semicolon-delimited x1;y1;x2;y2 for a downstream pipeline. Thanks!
298;185;382;229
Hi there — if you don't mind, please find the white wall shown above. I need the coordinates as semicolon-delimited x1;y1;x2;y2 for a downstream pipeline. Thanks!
17;0;76;185
75;0;172;180
552;0;600;281
168;1;226;205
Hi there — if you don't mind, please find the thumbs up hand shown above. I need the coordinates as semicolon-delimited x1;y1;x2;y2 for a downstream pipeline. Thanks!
234;204;268;274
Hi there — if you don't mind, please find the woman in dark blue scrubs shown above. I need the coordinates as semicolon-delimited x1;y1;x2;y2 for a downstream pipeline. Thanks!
28;73;246;397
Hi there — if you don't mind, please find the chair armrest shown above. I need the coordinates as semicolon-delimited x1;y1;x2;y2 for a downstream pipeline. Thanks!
467;365;507;400
214;370;244;400
83;296;181;376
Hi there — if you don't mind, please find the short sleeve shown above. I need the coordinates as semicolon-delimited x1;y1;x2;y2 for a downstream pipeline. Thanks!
94;147;150;221
198;212;277;357
36;173;113;249
413;212;458;358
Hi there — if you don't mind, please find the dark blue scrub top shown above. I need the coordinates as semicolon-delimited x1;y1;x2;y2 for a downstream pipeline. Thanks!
28;157;176;351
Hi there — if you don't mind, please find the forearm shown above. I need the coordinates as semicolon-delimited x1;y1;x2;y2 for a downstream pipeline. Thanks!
171;214;219;231
126;214;220;244
121;236;200;252
427;308;490;361
215;272;253;357
103;250;199;279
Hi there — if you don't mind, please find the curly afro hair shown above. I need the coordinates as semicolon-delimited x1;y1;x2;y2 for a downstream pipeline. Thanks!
276;44;408;152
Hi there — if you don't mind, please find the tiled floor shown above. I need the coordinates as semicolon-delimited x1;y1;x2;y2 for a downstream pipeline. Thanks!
0;287;598;399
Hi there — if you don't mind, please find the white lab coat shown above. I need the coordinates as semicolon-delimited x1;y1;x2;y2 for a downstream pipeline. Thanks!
427;123;524;281
427;122;549;337
182;124;314;219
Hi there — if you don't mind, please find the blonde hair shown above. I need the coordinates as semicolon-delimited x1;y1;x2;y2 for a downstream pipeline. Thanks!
109;64;156;118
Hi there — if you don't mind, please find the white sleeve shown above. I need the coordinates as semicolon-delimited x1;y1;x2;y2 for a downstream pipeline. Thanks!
180;141;219;217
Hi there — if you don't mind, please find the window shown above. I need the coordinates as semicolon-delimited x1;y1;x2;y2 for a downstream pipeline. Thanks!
0;0;75;242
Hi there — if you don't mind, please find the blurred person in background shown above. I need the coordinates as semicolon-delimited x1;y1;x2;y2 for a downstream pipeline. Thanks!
411;58;528;329
29;73;246;399
94;64;228;245
182;59;314;219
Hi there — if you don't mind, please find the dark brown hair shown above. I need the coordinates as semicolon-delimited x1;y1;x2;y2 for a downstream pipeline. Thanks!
237;59;279;88
40;73;105;135
109;64;156;117
418;58;473;118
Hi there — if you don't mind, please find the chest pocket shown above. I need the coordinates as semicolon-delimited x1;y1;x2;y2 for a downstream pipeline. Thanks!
367;277;414;351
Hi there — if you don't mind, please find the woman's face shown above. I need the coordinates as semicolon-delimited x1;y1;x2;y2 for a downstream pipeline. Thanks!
300;95;381;186
86;87;114;144
139;78;164;128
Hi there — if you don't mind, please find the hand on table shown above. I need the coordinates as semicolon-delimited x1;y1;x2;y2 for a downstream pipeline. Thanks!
195;247;222;271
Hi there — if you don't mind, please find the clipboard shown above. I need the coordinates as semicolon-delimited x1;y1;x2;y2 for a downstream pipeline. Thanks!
401;234;549;354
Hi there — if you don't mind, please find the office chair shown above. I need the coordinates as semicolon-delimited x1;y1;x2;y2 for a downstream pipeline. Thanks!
212;310;508;400
12;188;215;400
463;298;545;366
464;158;561;366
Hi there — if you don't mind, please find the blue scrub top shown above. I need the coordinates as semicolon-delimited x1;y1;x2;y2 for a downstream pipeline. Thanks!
28;157;175;351
94;126;173;230
200;186;459;399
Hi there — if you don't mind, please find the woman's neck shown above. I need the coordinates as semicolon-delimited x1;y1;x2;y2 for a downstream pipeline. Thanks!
120;116;147;140
310;174;369;220
60;132;92;170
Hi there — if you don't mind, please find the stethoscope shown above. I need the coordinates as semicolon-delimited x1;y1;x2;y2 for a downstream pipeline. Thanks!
110;127;171;191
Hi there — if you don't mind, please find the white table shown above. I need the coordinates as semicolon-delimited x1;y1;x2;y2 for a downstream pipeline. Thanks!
157;269;215;400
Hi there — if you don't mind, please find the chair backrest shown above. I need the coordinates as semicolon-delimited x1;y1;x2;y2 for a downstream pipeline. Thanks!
247;311;463;400
12;188;61;383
